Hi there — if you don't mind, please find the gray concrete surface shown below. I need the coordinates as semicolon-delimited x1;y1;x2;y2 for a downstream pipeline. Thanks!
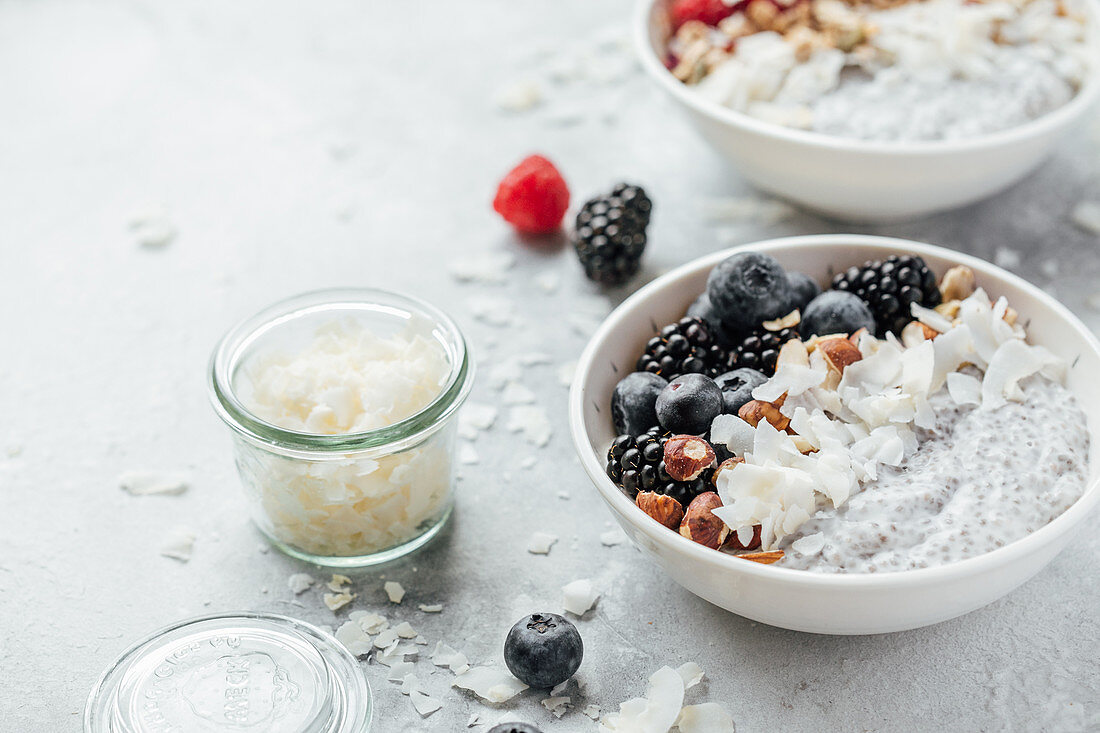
1;0;1098;730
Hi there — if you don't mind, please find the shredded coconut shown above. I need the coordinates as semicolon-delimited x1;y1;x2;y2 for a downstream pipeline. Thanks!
562;578;600;616
119;470;189;496
452;667;528;703
527;531;559;555
384;581;406;603
159;528;196;562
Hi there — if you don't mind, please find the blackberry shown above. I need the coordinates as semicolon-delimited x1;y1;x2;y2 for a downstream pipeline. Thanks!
571;183;651;285
831;254;942;336
636;317;727;380
725;326;800;376
605;429;712;506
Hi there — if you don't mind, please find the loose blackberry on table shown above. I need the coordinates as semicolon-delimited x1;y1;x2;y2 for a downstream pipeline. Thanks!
635;316;727;379
606;429;712;506
571;182;651;285
831;254;941;336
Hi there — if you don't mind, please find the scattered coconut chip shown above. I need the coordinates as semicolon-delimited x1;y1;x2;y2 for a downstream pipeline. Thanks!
449;251;516;284
507;405;553;447
119;470;189;496
527;531;558;555
520;456;538;470
350;610;388;634
452;667;529;703
400;673;420;695
467;295;517;327
790;532;826;556
431;642;470;674
388;661;416;681
600;529;627;546
384;581;406;603
557;360;577;388
159;528;196;562
393;621;418;639
287;573;314;595
410;690;443;717
493;79;543;112
676;662;704;690
562;578;599;616
542;695;571;717
502;382;537;405
459;443;480;465
599;665;685;733
994;247;1021;270
418;603;444;613
458;403;498;440
129;208;177;248
676;703;736;733
535;271;561;294
326;574;352;592
374;627;400;649
551;680;571;697
1071;200;1100;235
323;592;355;612
584;704;601;720
335;621;373;656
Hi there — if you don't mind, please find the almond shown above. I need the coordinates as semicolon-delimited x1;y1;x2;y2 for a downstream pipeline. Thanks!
738;398;790;432
737;550;784;564
636;492;684;530
663;435;717;482
763;309;802;331
679;492;730;550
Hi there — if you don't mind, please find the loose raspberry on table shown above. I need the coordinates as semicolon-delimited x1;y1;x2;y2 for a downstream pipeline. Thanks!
670;0;739;29
492;154;570;234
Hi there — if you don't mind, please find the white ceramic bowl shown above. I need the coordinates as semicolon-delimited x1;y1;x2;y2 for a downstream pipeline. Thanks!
569;234;1100;634
634;0;1100;222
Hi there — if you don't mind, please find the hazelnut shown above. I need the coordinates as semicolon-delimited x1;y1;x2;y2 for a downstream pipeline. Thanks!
663;435;717;482
940;265;976;302
737;550;784;564
725;524;762;551
636;492;684;530
711;457;744;488
738;398;790;432
815;336;863;389
679;492;730;550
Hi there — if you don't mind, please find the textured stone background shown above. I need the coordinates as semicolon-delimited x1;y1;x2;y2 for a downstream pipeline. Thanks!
1;1;1098;730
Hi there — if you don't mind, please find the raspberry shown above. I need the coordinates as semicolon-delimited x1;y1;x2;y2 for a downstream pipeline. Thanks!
670;0;739;28
492;155;570;234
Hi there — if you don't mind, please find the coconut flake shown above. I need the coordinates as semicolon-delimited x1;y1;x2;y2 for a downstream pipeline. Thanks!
400;673;420;695
493;79;543;112
709;414;756;456
458;403;498;440
159;528;196;562
129;207;177;249
418;603;444;613
326;574;352;592
982;340;1063;409
542;695;572;717
119;470;189;496
584;704;602;720
374;627;400;649
599;666;685;733
600;529;628;546
335;620;373;656
287;573;314;595
452;667;528;703
911;303;953;333
388;660;416;681
431;642;470;674
384;581;406;603
507;405;553;447
349;611;388;634
562;578;600;616
676;662;704;689
946;371;982;406
323;592;355;612
1072;200;1100;234
410;690;443;717
393;621;418;638
449;251;515;284
502;382;537;405
790;532;826;556
459;443;480;465
676;703;736;733
527;531;558;555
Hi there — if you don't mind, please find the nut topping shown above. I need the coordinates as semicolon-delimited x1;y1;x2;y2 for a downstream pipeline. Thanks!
738;397;791;432
737;550;784;564
679;492;730;550
940;265;976;302
763;309;802;331
636;492;684;530
724;523;762;551
815;336;863;389
663;435;717;481
712;456;745;488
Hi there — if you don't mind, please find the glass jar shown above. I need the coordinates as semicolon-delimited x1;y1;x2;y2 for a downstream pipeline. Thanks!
84;613;372;732
209;288;473;567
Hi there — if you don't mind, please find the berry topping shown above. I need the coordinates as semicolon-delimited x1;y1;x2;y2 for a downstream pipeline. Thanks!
670;0;739;29
492;155;570;234
787;271;822;311
655;373;724;435
503;613;583;689
801;290;877;337
572;183;652;285
706;251;797;336
636;316;727;379
726;325;800;375
714;367;768;415
606;429;714;506
830;254;942;336
611;371;668;436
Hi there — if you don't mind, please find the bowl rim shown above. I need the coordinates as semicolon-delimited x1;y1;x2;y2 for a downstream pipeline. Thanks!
633;0;1100;155
569;234;1100;589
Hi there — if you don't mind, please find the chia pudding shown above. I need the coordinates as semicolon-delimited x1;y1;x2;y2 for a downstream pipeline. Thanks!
778;374;1091;572
665;0;1095;141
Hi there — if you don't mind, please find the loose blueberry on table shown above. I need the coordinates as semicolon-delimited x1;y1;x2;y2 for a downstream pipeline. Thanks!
503;613;584;690
488;724;543;733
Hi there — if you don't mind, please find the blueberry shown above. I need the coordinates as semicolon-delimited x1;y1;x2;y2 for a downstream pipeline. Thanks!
706;252;796;334
655;373;723;435
611;372;667;435
488;726;542;733
714;368;768;415
504;613;583;689
801;290;876;337
787;272;821;311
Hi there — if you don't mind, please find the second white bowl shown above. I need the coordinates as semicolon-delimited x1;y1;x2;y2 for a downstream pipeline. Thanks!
569;235;1100;634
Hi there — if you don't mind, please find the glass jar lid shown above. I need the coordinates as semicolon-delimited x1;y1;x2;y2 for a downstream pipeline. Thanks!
84;613;371;733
